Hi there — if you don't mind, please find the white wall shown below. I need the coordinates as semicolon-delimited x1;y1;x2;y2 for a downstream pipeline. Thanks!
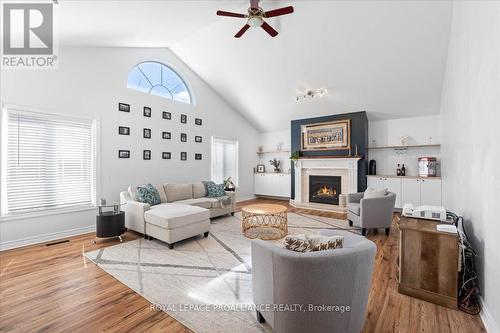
368;115;441;176
0;46;260;250
440;2;500;332
258;130;291;173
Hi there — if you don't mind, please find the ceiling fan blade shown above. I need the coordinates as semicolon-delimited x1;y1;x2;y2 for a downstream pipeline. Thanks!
235;24;251;38
261;22;278;37
217;10;246;18
264;6;294;18
250;0;260;10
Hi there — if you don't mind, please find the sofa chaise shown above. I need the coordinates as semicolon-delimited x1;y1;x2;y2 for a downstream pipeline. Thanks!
120;182;235;248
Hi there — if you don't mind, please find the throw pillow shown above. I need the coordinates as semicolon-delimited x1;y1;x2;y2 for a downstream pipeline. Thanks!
283;234;311;252
307;235;344;251
363;187;388;199
207;183;225;197
136;184;161;206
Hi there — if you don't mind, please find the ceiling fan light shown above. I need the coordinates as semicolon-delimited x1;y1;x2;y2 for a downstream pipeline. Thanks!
247;16;263;27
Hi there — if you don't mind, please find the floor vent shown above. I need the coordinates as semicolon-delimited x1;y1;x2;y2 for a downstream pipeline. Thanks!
46;239;70;246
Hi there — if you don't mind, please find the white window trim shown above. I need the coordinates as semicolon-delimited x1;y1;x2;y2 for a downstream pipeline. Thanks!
0;103;101;221
210;136;239;186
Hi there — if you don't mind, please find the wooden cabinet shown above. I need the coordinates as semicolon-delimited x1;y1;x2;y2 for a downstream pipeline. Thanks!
398;216;458;309
254;173;291;198
402;178;442;206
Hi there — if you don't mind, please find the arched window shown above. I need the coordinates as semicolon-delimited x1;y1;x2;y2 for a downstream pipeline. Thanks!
127;61;192;104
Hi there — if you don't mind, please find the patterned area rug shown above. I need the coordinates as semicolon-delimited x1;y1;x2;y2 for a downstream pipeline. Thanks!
85;212;359;333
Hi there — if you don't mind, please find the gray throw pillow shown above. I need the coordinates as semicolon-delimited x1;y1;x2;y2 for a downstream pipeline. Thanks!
363;187;388;199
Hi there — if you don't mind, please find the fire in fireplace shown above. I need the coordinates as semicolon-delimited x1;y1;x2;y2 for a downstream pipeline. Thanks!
309;175;341;205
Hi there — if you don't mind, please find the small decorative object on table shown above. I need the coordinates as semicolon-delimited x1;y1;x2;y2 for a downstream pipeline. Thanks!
269;158;281;173
256;164;265;173
95;200;125;243
290;151;300;167
223;177;236;191
276;142;283;151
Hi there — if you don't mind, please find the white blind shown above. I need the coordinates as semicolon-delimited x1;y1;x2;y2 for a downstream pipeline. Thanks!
4;111;94;214
211;137;238;185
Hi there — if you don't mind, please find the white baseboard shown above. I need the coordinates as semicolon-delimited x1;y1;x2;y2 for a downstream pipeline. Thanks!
0;225;95;251
480;296;499;333
236;195;256;202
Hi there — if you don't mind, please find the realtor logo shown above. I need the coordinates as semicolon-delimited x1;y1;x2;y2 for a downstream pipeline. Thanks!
2;2;58;68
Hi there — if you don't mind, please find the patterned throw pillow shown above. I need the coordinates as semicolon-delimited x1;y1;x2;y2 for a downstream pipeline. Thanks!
284;234;311;252
136;184;161;206
307;235;344;251
207;183;225;197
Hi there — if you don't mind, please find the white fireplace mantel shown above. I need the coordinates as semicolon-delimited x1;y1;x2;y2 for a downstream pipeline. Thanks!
292;157;361;207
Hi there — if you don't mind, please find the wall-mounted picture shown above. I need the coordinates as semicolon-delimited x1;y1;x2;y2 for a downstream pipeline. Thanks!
162;111;171;120
143;106;151;117
180;133;187;142
195;153;202;160
162;131;171;140
118;126;130;135
301;119;351;151
195;118;202;126
162;152;171;159
118;103;130;112
195;136;202;143
118;150;130;158
180;114;187;124
143;128;151;139
256;164;265;173
180;152;187;160
143;150;151;160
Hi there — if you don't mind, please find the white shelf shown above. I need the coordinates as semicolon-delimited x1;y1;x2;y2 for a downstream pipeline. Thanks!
367;144;440;149
257;150;291;154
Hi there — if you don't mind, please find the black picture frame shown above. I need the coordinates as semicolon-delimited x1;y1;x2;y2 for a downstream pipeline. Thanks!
195;136;202;143
180;114;187;124
195;153;202;160
143;106;151;117
118;126;130;135
162;152;171;160
118;150;130;158
143;150;151;160
180;152;187;160
162;131;171;140
162;111;171;120
118;103;130;112
143;128;151;139
195;118;202;126
180;133;187;142
256;164;265;173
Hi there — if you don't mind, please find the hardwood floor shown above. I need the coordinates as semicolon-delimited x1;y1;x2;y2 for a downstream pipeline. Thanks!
0;198;485;333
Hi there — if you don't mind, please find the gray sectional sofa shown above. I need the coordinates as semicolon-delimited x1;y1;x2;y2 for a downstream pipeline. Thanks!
120;182;235;248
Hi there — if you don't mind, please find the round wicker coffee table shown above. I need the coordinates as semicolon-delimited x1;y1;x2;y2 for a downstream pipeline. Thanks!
241;204;288;240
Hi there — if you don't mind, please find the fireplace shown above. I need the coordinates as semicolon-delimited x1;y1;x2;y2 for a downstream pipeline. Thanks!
309;175;341;205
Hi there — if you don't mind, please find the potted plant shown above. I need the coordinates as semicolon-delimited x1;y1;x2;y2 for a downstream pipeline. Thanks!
223;177;236;191
269;158;281;173
290;151;300;167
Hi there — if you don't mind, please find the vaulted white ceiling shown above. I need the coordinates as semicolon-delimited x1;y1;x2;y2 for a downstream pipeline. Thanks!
57;0;452;132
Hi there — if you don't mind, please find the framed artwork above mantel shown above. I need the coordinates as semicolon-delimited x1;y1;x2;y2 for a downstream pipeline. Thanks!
301;119;350;151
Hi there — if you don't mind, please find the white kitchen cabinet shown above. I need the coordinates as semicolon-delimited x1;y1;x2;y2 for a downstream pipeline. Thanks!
254;173;291;198
367;176;402;208
401;178;442;207
420;178;442;206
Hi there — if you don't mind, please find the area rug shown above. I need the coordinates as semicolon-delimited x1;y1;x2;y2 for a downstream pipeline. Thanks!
85;212;358;333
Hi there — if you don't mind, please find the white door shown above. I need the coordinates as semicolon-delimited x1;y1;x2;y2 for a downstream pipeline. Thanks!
282;174;291;198
420;178;442;206
254;174;266;195
384;177;402;208
367;177;385;190
268;174;279;197
401;178;421;206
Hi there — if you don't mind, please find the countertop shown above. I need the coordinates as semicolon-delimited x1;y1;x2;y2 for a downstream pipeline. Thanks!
367;174;441;180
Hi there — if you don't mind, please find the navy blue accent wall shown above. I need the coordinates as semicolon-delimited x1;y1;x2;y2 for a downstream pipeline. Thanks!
290;111;368;199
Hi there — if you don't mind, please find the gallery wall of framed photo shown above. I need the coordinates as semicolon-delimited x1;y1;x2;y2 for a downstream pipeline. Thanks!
117;103;204;161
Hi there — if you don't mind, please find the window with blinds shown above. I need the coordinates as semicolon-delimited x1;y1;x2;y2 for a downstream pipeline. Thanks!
1;110;95;215
211;137;238;185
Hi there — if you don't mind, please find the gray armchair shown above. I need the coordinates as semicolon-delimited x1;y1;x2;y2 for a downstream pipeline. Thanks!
252;230;376;333
347;191;396;236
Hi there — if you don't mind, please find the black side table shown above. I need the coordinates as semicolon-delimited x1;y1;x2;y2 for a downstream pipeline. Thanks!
94;211;125;243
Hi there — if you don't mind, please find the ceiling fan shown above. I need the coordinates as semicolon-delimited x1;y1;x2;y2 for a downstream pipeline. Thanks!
216;0;294;38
